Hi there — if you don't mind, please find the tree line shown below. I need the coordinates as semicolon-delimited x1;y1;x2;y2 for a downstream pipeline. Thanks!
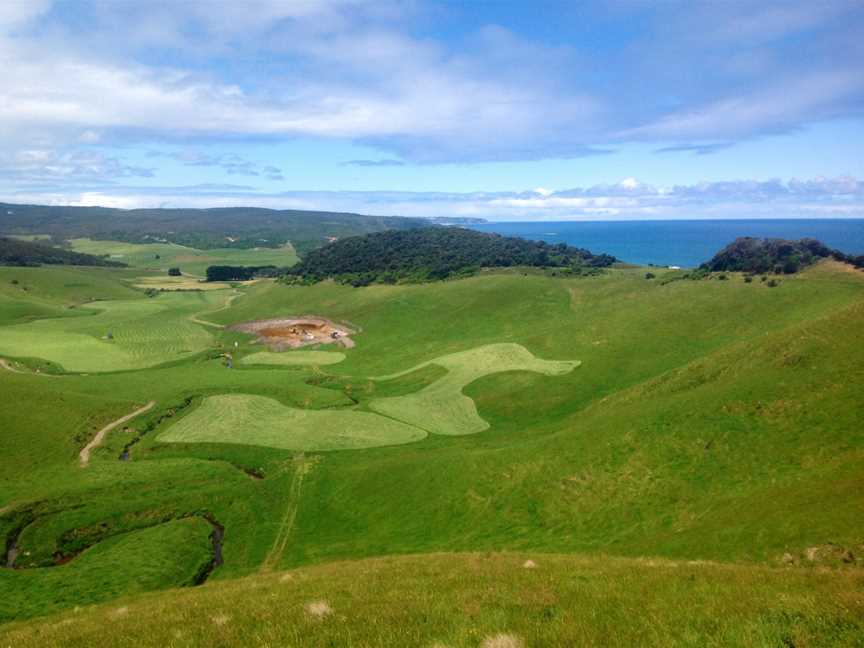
282;227;617;286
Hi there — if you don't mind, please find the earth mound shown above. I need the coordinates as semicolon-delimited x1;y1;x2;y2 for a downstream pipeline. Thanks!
230;317;355;349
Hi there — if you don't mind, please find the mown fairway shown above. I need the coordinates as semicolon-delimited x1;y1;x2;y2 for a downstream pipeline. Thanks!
1;261;863;643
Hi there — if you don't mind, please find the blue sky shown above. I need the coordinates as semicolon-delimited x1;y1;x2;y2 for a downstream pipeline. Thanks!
0;0;862;220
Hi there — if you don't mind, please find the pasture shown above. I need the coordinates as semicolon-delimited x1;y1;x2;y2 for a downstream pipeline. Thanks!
159;393;427;451
2;553;862;648
68;238;299;277
240;350;346;366
370;343;579;435
0;290;222;372
1;260;863;640
131;275;232;291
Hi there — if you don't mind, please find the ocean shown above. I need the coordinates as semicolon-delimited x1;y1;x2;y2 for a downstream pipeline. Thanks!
470;219;864;268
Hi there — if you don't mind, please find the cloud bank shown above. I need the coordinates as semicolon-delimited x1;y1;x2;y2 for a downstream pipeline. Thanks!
0;1;861;164
3;176;861;222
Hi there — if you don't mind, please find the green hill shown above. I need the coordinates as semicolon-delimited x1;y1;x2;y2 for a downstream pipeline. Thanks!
2;553;861;647
0;259;862;644
0;202;429;255
285;227;617;285
0;237;126;268
702;236;864;274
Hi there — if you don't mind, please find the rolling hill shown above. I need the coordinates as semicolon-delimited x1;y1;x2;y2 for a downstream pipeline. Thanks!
702;236;864;274
0;237;126;268
0;256;862;645
285;226;618;285
0;202;431;255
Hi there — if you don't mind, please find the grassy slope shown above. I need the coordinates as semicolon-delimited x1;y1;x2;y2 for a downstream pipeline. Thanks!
0;261;862;638
2;553;862;647
159;393;428;450
205;265;864;566
0;290;223;372
0;518;213;621
69;238;298;277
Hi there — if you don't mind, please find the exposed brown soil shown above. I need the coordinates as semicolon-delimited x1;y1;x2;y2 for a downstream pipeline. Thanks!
230;317;356;350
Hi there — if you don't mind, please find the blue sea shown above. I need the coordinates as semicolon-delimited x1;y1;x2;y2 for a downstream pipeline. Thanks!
470;219;864;268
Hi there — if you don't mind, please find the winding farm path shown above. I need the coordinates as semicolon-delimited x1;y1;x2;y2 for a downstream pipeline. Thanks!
79;401;156;467
0;358;62;377
188;289;242;329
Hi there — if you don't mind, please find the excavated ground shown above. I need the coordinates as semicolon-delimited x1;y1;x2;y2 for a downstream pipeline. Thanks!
229;317;356;349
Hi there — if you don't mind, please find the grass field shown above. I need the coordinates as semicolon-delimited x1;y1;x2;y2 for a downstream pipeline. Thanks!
370;343;579;435
240;350;346;366
0;290;223;372
0;260;862;643
2;552;862;648
159;393;428;451
131;275;233;291
69;238;299;277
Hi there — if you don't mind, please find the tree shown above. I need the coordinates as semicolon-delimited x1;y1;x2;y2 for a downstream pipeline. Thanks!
168;267;181;276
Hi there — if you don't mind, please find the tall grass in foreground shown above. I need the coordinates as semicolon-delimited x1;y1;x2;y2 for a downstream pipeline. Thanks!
2;552;862;647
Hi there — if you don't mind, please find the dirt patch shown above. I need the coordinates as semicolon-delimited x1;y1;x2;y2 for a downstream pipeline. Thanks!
304;600;333;618
230;317;356;350
481;634;523;648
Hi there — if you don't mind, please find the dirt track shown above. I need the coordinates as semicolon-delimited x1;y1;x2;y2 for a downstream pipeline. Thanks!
79;401;156;467
0;358;63;377
188;290;242;328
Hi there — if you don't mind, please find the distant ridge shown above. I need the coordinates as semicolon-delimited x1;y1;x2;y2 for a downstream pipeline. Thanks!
0;236;126;268
0;202;430;255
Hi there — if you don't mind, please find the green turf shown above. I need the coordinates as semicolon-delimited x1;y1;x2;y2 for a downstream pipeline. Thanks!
1;260;863;641
0;290;223;372
370;343;578;435
240;350;346;366
68;238;298;277
0;517;213;622
158;393;427;451
2;553;862;648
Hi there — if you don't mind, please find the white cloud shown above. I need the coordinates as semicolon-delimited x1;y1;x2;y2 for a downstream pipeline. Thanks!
2;176;861;221
0;0;51;31
0;1;860;166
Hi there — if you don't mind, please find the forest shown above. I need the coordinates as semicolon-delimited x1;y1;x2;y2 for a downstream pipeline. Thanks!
0;237;126;267
0;202;428;254
702;237;864;274
284;227;617;286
